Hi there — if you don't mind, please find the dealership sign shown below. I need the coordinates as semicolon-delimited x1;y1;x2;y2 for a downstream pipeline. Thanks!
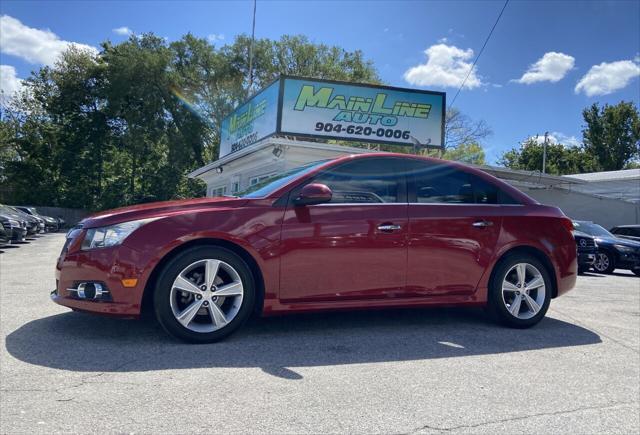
219;76;445;158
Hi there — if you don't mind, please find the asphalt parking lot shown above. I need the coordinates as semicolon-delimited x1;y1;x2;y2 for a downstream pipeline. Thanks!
1;233;639;434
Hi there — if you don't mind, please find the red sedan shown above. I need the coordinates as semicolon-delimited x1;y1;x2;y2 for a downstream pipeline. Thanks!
53;153;577;342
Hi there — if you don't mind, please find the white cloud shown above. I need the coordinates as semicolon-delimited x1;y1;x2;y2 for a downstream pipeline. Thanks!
113;26;132;36
514;52;575;84
0;64;23;103
403;43;482;89
207;33;225;43
527;132;581;147
575;60;640;96
0;15;97;66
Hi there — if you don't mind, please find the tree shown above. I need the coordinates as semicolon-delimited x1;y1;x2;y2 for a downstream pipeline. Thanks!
443;141;486;165
582;101;640;171
445;107;492;149
499;138;595;175
0;33;380;210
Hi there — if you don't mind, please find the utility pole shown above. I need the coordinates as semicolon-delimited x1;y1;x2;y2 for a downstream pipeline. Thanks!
247;0;257;97
542;131;548;174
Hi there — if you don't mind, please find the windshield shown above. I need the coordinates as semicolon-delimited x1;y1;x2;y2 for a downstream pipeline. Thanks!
573;221;613;238
239;160;330;198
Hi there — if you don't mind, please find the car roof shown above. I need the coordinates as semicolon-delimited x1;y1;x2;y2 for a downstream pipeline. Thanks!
266;153;537;204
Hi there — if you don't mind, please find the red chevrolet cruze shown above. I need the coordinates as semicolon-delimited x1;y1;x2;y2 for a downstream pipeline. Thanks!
54;153;577;342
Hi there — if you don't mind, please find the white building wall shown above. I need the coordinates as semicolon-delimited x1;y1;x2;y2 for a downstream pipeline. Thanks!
199;140;370;196
520;187;639;228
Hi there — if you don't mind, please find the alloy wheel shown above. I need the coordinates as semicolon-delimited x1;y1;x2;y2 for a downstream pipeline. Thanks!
593;253;610;273
501;263;546;320
169;259;244;333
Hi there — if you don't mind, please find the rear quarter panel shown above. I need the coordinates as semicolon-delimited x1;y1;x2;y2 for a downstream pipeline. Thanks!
475;204;577;301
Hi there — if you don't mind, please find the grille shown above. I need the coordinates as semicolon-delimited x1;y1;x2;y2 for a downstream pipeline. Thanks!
577;238;595;248
2;222;10;230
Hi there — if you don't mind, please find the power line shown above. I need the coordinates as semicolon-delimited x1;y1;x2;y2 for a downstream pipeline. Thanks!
247;0;257;96
449;0;510;107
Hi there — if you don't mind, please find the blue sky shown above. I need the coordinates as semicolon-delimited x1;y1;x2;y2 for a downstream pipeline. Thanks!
1;0;639;164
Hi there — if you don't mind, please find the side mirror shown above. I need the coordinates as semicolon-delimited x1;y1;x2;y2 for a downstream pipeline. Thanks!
294;183;332;206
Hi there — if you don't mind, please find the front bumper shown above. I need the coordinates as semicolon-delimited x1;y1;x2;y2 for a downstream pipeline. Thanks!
10;227;26;242
578;252;596;267
54;244;148;318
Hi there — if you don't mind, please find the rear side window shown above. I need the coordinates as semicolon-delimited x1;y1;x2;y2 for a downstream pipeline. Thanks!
407;160;520;205
301;157;407;204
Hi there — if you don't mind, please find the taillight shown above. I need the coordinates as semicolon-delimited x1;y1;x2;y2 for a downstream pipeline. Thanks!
560;217;574;234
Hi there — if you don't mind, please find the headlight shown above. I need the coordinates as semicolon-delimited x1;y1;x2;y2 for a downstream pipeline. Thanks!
614;244;635;253
81;218;158;250
8;219;19;227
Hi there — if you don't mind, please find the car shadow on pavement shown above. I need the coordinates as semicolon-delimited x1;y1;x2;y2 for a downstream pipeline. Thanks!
5;307;601;379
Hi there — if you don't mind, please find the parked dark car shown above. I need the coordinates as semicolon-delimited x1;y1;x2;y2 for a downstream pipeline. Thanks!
0;223;10;247
574;231;597;274
610;225;640;242
3;205;41;235
0;213;26;243
15;206;59;232
573;221;640;276
56;215;67;229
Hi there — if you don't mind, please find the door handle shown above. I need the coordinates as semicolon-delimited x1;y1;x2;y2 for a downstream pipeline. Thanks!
472;220;493;228
378;224;402;232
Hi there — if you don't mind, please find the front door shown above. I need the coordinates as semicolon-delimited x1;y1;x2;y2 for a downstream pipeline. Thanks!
279;157;408;302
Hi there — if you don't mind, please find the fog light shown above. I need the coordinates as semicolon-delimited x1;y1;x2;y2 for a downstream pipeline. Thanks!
67;282;111;301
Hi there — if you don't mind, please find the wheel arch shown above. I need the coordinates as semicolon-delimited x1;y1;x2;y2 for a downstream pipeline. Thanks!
140;238;266;317
488;245;559;298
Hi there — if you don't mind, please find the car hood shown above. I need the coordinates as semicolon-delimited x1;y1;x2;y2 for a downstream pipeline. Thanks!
594;236;640;248
80;197;249;229
574;231;593;240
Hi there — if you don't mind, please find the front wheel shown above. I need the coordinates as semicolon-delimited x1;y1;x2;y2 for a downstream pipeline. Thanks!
154;246;256;343
487;254;552;328
593;251;615;274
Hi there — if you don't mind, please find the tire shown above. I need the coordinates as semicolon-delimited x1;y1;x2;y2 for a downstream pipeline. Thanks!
633;268;640;277
593;251;615;274
154;246;256;343
487;253;552;328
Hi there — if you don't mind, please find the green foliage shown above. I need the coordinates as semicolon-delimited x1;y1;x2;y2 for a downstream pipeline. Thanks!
0;33;379;210
582;101;640;171
443;141;486;165
499;101;640;175
499;138;596;175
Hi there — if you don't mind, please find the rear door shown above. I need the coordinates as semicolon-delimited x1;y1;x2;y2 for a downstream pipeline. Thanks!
406;160;506;296
279;157;409;302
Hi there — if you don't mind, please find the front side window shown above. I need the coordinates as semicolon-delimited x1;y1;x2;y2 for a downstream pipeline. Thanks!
300;158;407;204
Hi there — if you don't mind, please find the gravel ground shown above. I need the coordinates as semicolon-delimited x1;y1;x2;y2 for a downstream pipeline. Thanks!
1;233;639;434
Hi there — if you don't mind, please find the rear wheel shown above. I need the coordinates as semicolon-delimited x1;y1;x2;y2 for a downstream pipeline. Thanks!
154;246;255;343
487;254;552;328
593;251;615;274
